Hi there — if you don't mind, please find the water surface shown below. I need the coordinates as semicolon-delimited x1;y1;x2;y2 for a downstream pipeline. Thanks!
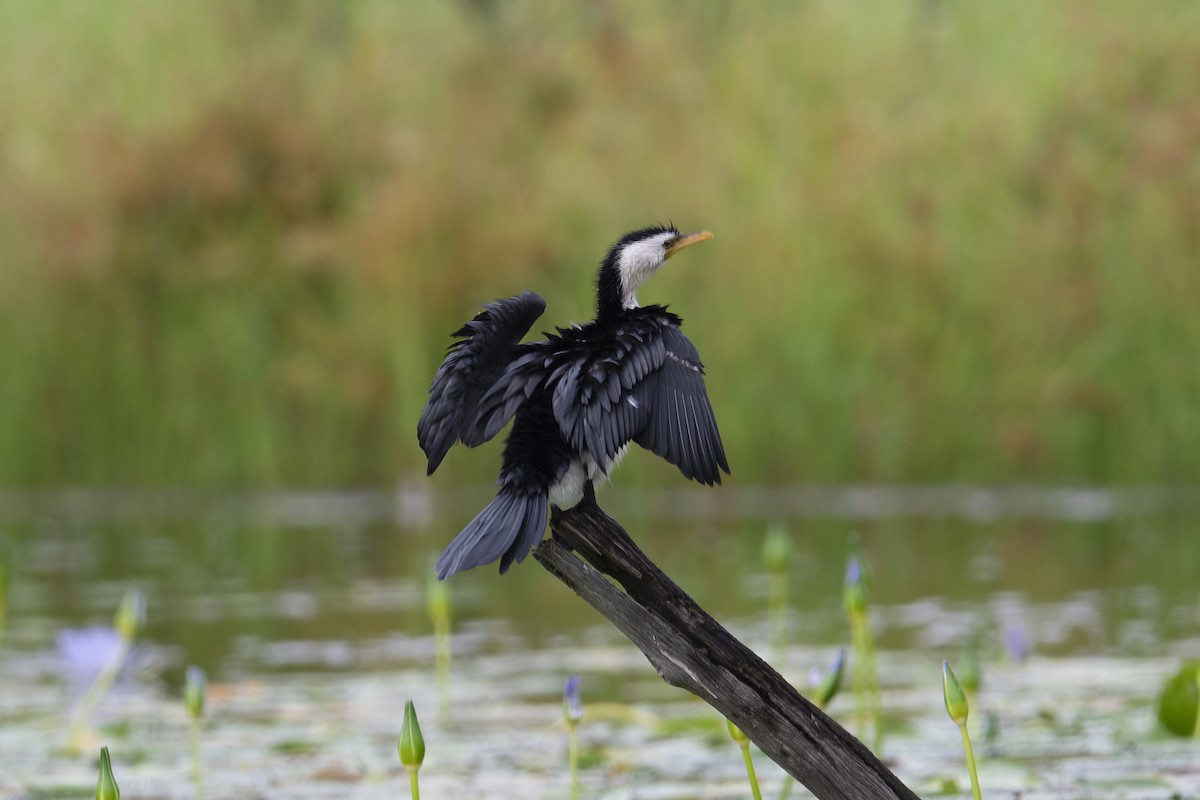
1;487;1197;798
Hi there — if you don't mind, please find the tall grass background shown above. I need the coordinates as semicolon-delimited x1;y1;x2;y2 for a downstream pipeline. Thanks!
1;1;1198;488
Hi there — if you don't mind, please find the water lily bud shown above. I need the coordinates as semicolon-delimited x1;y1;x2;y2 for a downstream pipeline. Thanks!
115;589;146;641
1157;661;1200;738
762;524;792;574
398;700;425;769
563;675;583;724
96;746;120;800
843;556;868;615
726;717;749;745
847;532;872;586
185;665;206;719
811;649;846;708
942;661;970;726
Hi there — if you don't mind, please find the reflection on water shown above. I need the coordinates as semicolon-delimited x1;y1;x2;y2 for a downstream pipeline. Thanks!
2;483;1196;527
1;487;1198;797
8;486;1198;663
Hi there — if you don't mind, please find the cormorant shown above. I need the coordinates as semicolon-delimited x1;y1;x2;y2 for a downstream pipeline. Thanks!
418;224;729;579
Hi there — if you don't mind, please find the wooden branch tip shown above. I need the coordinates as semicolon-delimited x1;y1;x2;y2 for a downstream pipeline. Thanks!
535;504;920;800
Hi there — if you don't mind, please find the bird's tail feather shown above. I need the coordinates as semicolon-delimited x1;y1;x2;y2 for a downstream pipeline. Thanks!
435;490;549;579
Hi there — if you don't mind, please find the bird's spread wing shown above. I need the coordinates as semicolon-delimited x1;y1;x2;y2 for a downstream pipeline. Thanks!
465;347;552;447
632;326;730;485
549;327;662;468
417;292;546;474
548;313;729;485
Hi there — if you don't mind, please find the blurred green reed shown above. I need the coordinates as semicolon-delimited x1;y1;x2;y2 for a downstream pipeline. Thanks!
564;676;583;800
762;523;791;663
184;665;207;800
844;545;880;752
68;589;146;754
2;2;1199;487
426;573;452;725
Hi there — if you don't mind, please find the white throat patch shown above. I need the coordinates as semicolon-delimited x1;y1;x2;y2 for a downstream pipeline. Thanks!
617;232;675;309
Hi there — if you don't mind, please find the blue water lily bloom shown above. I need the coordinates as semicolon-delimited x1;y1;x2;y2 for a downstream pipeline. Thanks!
1004;623;1030;663
185;665;207;719
563;675;583;723
58;627;123;681
843;555;868;615
845;557;860;586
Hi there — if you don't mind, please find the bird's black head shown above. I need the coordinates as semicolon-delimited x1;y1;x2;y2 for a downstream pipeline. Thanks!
596;224;713;321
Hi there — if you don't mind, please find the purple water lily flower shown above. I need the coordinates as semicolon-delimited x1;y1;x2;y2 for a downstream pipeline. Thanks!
845;557;861;586
185;665;207;718
1004;623;1030;663
57;627;122;679
563;675;583;723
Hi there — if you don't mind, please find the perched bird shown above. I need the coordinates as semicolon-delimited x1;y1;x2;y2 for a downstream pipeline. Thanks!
418;224;729;579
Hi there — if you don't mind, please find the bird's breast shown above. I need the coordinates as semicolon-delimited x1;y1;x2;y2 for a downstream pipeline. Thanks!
548;444;631;510
548;460;586;509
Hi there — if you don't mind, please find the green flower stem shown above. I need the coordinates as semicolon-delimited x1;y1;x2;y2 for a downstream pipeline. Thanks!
850;610;880;751
190;717;203;800
767;571;788;663
957;721;982;800
434;624;451;724
427;579;452;725
567;721;580;800
726;720;762;800
68;635;132;752
864;623;880;752
763;525;792;663
407;766;421;800
738;740;764;800
851;614;866;735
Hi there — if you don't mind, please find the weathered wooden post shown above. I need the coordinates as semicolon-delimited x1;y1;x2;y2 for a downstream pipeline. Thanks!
534;495;921;800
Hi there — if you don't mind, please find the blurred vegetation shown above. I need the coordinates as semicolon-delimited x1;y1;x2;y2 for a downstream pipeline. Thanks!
1;1;1198;487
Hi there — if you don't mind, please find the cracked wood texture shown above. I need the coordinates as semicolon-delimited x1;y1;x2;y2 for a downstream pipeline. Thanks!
533;498;921;800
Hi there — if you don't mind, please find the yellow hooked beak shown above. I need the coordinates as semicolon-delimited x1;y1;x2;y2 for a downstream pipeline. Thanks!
663;230;713;260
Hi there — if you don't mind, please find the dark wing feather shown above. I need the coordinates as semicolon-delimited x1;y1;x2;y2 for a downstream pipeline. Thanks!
466;348;550;446
549;323;663;469
545;313;728;485
633;326;729;485
417;292;546;474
